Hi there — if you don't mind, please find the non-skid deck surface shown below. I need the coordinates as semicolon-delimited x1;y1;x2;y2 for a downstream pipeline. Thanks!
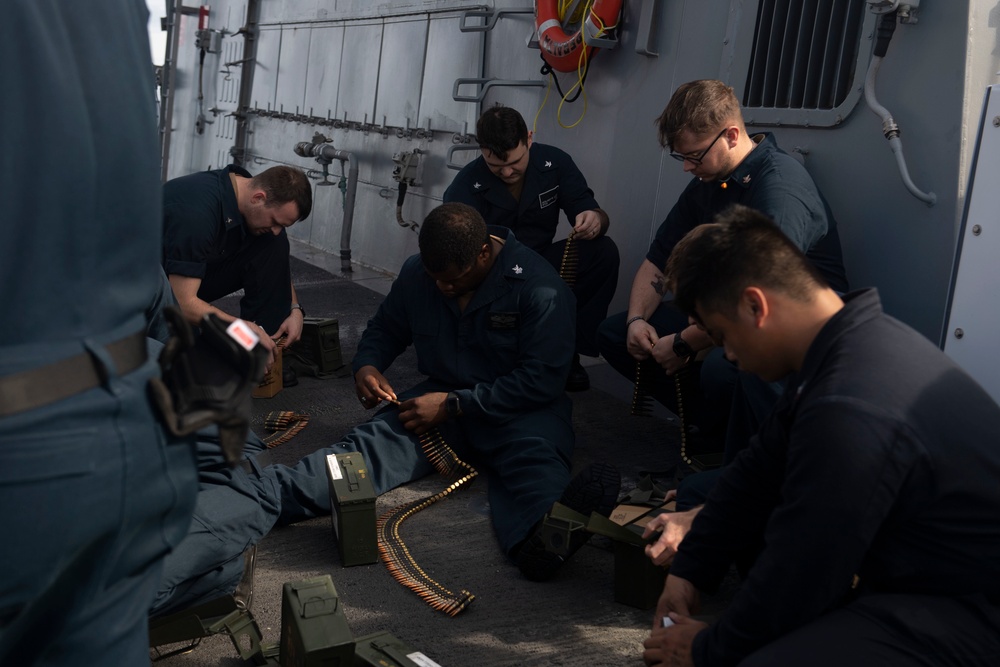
154;257;729;666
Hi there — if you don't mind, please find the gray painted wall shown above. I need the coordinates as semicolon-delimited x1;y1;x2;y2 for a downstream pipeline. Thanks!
162;0;1000;343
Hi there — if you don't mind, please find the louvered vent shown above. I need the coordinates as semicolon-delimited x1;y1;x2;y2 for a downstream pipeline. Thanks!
743;0;867;114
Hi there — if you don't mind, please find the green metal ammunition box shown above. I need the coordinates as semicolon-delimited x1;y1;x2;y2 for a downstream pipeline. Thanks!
353;631;443;667
612;539;667;610
537;502;589;555
293;317;344;374
327;452;378;566
280;575;355;667
588;511;668;610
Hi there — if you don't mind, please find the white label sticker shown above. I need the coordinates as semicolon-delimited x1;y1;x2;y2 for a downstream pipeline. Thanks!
227;319;260;351
326;454;343;481
407;652;443;667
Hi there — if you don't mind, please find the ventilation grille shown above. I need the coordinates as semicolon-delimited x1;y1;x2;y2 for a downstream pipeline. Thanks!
744;0;866;111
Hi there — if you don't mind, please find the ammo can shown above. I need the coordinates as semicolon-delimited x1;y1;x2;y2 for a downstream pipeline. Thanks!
326;452;378;566
279;575;355;666
587;510;668;610
353;631;443;667
299;317;344;373
612;537;667;610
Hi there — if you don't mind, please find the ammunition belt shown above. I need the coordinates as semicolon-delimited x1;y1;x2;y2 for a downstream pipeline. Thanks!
630;358;657;417
377;427;478;616
558;230;579;287
261;410;309;448
0;330;146;418
631;359;693;464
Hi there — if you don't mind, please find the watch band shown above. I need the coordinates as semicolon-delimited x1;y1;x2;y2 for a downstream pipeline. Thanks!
446;391;463;418
290;303;306;317
672;332;695;363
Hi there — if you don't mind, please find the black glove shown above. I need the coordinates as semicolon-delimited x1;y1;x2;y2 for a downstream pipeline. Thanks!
149;306;268;465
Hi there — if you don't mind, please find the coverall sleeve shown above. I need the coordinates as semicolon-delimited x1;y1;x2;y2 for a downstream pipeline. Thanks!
749;184;826;255
442;171;479;209
162;200;220;279
556;155;600;221
675;402;915;667
646;184;700;270
351;276;413;374
457;278;575;423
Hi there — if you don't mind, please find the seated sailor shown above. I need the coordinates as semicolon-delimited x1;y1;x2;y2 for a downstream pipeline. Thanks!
642;205;1000;667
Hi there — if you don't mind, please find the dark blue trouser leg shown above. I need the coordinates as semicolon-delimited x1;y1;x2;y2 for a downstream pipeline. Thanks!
458;398;574;554
597;305;690;412
273;382;574;557
150;430;280;618
724;372;784;463
198;231;292;334
675;370;782;509
272;406;435;525
543;237;620;356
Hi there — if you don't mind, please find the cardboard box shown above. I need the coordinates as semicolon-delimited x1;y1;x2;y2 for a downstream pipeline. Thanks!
327;452;378;566
251;344;282;398
280;575;355;666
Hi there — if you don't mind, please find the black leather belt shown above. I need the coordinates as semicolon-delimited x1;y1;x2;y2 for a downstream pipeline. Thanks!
0;330;147;418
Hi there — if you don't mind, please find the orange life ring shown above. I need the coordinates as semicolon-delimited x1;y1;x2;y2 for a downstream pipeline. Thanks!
535;0;623;73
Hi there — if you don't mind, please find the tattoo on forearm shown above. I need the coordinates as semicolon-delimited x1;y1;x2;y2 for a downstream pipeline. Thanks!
651;276;666;296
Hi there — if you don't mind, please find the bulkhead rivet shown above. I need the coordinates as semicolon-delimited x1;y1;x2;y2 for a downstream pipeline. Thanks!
973;224;982;236
954;328;965;339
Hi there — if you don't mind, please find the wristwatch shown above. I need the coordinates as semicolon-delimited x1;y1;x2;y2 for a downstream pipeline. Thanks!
672;332;696;364
290;303;306;317
445;392;463;418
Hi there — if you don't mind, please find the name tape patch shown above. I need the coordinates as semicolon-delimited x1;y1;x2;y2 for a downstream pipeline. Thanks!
538;185;559;209
489;312;519;330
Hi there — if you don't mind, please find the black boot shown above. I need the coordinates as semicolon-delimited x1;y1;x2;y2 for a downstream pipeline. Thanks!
515;462;621;581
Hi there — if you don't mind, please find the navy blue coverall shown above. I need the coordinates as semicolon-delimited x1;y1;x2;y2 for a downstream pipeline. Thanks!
151;227;578;614
596;133;848;481
445;143;618;357
0;3;198;664
671;289;1000;666
162;166;294;334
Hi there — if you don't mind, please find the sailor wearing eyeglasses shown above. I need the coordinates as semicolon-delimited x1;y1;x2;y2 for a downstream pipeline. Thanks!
596;79;849;511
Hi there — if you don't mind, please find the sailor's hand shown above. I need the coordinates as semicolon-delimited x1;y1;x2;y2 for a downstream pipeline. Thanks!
650;334;686;375
643;503;700;567
273;309;304;347
397;392;448;434
246;321;277;373
354;365;396;409
653;575;700;630
573;209;603;240
643;613;706;667
626;319;659;361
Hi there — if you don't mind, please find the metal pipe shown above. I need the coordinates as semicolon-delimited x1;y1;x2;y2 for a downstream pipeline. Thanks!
862;12;936;207
864;56;935;206
232;0;262;167
294;141;359;272
159;0;185;181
